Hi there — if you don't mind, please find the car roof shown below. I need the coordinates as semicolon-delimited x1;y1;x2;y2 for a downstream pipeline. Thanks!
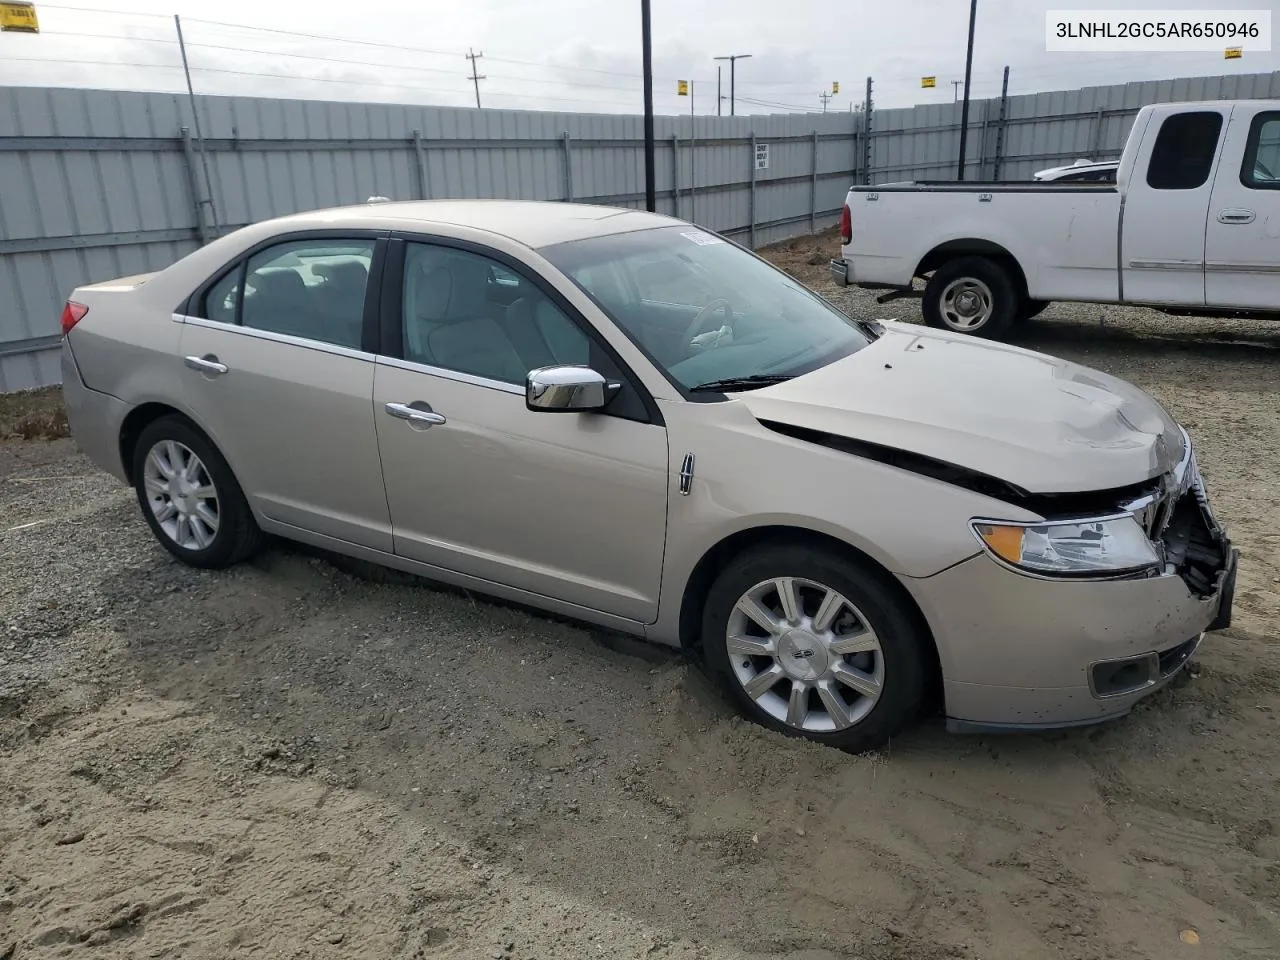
263;199;684;249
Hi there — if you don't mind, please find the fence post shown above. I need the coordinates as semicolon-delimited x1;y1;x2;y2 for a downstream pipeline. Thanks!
413;130;430;199
810;130;818;233
562;132;574;201
1089;107;1105;158
992;66;1010;181
180;125;212;244
690;119;697;225
862;77;874;185
749;133;757;249
977;102;989;178
671;134;680;219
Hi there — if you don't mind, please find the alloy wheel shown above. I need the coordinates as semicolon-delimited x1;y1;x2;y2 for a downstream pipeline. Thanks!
143;440;220;551
725;577;884;733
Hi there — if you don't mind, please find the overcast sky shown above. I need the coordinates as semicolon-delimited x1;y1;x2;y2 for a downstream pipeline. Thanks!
0;0;1275;115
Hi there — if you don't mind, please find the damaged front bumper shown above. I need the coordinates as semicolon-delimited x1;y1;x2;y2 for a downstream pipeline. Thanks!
905;434;1238;733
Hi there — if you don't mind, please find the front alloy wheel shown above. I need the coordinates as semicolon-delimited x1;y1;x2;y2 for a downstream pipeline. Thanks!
727;577;884;733
702;544;926;753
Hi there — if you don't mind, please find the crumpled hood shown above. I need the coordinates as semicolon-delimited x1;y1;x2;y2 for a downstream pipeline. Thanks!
739;322;1185;494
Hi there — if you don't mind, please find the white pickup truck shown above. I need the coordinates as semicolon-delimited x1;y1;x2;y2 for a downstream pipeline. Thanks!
830;99;1280;338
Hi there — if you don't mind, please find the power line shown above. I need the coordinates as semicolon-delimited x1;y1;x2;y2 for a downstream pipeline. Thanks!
0;54;656;110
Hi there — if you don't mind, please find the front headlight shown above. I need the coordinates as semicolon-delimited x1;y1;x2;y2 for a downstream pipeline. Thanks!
972;515;1160;576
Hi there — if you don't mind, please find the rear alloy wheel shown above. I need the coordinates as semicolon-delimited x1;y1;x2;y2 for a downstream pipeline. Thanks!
923;256;1017;339
132;415;264;568
702;545;925;752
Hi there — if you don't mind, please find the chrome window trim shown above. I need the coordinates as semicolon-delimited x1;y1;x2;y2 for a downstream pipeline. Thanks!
374;355;525;396
178;314;373;362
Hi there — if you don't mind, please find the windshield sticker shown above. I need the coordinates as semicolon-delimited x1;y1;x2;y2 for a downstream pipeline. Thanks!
680;230;725;246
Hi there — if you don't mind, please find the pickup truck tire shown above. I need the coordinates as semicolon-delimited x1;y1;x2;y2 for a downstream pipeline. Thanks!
1021;299;1051;321
922;257;1017;339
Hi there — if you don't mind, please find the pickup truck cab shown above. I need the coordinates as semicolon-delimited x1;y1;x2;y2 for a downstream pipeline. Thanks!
831;100;1280;338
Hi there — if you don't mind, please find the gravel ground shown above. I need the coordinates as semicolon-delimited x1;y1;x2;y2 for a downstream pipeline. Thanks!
2;230;1279;960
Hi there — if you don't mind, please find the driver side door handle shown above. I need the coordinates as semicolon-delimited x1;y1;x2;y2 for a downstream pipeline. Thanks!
384;401;446;428
1218;208;1256;225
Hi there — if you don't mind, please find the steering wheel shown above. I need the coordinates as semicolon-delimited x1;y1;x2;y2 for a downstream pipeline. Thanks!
682;298;735;349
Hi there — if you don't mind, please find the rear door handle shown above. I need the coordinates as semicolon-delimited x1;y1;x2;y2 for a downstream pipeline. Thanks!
1218;208;1256;224
184;354;228;375
384;401;446;428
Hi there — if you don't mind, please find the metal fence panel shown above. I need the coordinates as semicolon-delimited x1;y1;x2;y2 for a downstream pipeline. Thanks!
4;70;1279;391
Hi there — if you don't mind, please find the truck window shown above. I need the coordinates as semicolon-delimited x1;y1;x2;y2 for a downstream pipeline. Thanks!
1145;111;1224;191
1241;112;1280;189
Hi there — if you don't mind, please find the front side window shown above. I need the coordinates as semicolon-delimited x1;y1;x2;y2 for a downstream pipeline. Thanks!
540;226;874;391
1146;111;1224;191
401;243;590;385
1241;112;1280;189
239;238;375;350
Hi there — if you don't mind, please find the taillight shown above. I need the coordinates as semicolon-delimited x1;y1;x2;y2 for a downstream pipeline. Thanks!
60;301;88;336
839;204;852;245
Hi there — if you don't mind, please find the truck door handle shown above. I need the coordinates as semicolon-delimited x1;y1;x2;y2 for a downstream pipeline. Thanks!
384;401;446;428
1218;209;1255;224
184;354;228;376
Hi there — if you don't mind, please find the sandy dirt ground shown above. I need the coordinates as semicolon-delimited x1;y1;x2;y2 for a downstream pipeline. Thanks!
2;230;1279;960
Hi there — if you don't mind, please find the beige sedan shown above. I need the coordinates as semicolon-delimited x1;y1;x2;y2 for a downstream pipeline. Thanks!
59;200;1237;752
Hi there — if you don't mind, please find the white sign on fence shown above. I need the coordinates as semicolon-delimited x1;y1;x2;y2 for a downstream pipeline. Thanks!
755;142;770;170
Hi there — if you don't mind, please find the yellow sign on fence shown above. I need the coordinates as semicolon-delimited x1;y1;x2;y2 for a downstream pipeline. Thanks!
0;1;39;32
1225;46;1242;59
921;76;937;88
677;80;689;96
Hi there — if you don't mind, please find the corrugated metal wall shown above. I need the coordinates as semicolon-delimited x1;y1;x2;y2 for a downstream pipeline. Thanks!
3;69;1279;392
0;88;863;392
870;69;1280;183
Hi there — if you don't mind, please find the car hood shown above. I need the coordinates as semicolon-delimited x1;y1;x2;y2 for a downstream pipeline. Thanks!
739;322;1185;495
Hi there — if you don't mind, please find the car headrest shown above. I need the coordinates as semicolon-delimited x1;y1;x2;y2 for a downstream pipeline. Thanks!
317;259;368;288
442;255;493;319
251;267;307;301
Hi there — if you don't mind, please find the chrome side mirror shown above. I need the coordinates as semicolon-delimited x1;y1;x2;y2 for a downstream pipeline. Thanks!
526;365;620;412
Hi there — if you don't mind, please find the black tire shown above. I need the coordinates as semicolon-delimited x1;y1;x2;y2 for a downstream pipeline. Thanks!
1021;298;1051;322
131;415;264;569
922;256;1018;339
701;543;926;753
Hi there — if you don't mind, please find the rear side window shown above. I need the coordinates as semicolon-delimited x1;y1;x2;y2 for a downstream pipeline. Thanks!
1241;112;1280;189
1146;111;1224;190
200;266;241;324
242;239;374;350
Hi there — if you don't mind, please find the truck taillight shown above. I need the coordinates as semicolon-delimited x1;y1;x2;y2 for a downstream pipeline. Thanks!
60;301;88;336
839;204;852;245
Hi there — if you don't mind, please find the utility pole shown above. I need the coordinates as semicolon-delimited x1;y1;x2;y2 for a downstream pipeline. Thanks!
818;91;833;113
641;0;656;212
465;48;486;109
713;54;751;116
174;14;218;234
716;65;722;116
951;80;963;102
957;0;978;180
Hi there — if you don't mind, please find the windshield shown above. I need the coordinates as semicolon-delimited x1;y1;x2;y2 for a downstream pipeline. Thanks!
540;225;873;391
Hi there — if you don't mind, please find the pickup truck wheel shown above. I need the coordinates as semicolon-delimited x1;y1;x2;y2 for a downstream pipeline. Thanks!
1021;299;1051;321
923;257;1017;338
702;544;925;754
